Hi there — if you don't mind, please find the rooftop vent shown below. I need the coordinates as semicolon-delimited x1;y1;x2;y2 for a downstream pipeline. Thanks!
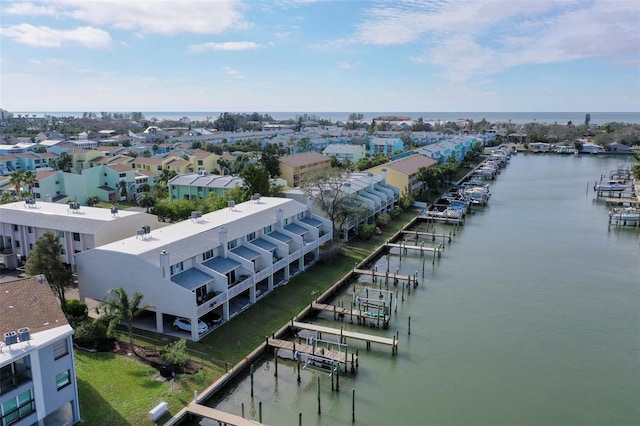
24;198;36;208
37;274;45;283
251;193;261;203
68;202;81;213
198;169;207;176
18;328;30;342
190;211;203;222
136;225;151;239
4;331;17;346
228;200;235;211
110;206;119;217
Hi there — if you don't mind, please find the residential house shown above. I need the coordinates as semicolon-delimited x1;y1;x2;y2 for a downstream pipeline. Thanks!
285;172;399;240
279;152;332;188
75;197;332;341
169;173;243;201
322;144;366;164
366;154;438;197
0;276;80;426
368;137;404;156
0;200;160;270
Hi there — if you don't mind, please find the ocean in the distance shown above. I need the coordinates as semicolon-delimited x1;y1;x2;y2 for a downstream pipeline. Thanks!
13;111;640;126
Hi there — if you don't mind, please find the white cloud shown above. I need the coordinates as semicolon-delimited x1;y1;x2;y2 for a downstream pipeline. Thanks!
337;61;352;70
224;67;244;79
5;0;248;35
188;41;261;53
1;24;111;48
352;0;640;85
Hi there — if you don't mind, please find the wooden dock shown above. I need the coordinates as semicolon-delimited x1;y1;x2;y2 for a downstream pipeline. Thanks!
353;268;413;285
291;320;398;354
267;337;358;373
605;197;640;206
185;402;262;425
400;229;453;242
416;214;465;225
385;241;443;255
311;302;390;328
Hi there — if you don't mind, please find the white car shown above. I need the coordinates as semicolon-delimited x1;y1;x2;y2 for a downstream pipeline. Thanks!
172;317;208;335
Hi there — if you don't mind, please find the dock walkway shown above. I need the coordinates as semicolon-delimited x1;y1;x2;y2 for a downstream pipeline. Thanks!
185;403;262;425
311;302;390;328
353;268;414;286
291;320;398;354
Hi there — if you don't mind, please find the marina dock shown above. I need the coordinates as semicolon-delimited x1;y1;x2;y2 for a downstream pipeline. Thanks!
310;302;390;328
291;320;398;354
185;402;262;425
267;337;358;372
353;267;414;286
400;229;453;243
385;241;443;256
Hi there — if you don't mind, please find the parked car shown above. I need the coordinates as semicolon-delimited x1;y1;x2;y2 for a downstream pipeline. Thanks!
172;317;208;335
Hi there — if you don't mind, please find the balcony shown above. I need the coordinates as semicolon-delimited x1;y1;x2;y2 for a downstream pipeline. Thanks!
197;291;226;317
228;275;253;299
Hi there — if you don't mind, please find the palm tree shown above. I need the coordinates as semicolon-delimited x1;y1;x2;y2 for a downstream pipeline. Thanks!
117;180;128;199
9;170;25;198
22;170;37;195
97;287;149;356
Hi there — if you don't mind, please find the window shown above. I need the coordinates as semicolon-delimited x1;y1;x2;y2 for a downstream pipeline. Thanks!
58;231;65;238
60;248;66;255
1;390;34;424
14;241;20;248
263;225;272;234
53;339;69;360
297;212;304;220
56;371;71;390
227;239;237;250
73;233;80;241
170;262;183;276
29;244;33;250
27;226;33;233
246;232;256;241
202;249;214;261
12;225;18;232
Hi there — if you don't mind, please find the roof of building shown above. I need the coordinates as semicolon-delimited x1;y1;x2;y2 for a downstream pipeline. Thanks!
280;152;331;167
0;200;143;233
375;154;438;175
323;144;363;154
92;197;308;264
0;276;68;337
168;173;243;189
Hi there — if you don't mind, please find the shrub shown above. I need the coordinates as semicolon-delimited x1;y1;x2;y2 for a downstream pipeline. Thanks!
375;214;391;227
358;224;376;240
74;319;108;343
161;339;189;368
65;299;88;326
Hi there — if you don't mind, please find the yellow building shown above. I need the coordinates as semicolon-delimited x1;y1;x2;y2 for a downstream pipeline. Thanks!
279;152;332;188
366;154;438;197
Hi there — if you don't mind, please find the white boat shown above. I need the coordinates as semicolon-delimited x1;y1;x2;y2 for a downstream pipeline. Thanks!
594;180;627;192
609;207;640;222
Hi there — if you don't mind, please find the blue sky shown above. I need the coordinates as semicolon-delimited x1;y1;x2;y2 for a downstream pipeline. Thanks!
1;0;639;112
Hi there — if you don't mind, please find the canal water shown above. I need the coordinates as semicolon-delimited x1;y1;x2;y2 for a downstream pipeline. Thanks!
204;154;639;426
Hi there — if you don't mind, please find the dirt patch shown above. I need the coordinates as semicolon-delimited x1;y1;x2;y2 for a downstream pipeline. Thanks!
112;340;203;375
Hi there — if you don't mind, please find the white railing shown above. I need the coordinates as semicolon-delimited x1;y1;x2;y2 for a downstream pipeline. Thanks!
274;258;288;270
228;276;254;299
319;233;332;244
197;292;226;316
303;240;318;254
289;249;303;260
255;266;272;282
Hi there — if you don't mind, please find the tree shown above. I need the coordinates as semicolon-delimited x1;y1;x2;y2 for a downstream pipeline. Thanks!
54;152;73;172
86;195;100;207
300;169;370;240
347;113;364;130
24;231;74;312
260;143;283;178
137;192;155;212
97;287;149;356
22;171;37;195
117;180;128;199
9;170;25;197
240;163;270;197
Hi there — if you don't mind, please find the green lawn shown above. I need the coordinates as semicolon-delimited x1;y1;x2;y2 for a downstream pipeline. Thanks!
75;209;418;425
